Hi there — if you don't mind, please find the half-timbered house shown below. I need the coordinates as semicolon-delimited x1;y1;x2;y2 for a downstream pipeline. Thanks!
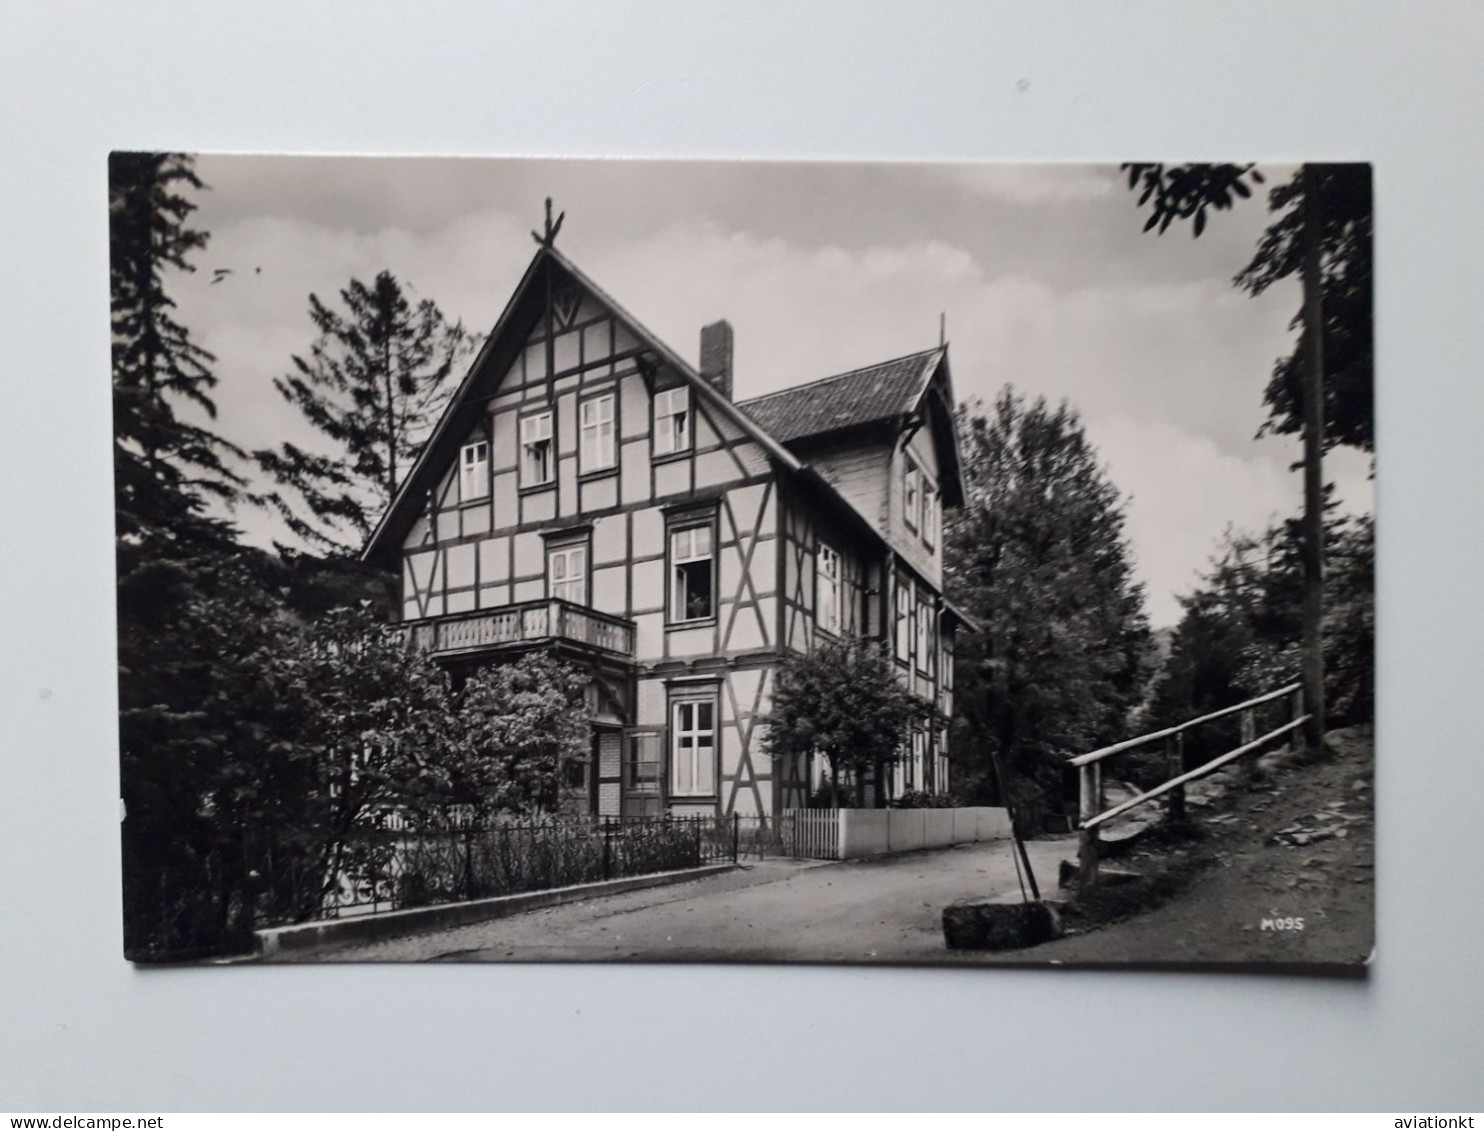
363;235;967;819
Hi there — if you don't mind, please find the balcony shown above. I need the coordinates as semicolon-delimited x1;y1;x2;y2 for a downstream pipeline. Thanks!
407;598;635;660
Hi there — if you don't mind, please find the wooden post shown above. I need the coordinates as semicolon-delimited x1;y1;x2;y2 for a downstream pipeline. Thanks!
1300;163;1327;756
1077;764;1100;896
1240;706;1258;781
1166;731;1186;823
1290;687;1304;753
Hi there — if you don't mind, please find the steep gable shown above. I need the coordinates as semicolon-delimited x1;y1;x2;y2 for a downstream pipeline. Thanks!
362;246;800;568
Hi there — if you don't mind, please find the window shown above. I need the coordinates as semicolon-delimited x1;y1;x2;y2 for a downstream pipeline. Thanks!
653;386;691;456
459;439;489;502
579;393;616;471
670;522;714;622
895;583;911;662
904;459;920;531
520;411;554;486
547;542;587;604
917;597;934;674
562;756;588;791
670;698;716;797
922;488;938;549
626;732;663;792
816;544;841;635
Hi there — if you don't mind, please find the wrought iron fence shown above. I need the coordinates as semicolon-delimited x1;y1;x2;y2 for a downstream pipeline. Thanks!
297;813;739;922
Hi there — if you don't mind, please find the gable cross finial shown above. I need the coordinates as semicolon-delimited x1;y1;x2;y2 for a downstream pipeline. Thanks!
939;311;946;347
532;196;565;248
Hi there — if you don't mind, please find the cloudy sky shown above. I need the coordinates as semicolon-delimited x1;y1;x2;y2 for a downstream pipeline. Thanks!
173;155;1372;627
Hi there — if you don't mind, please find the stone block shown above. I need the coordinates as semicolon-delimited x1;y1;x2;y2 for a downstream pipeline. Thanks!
941;898;1063;950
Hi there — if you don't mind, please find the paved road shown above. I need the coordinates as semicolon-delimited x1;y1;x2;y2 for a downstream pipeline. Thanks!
278;836;1074;965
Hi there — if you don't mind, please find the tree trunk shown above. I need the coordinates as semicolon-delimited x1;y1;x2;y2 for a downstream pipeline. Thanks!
383;322;398;499
1300;164;1327;753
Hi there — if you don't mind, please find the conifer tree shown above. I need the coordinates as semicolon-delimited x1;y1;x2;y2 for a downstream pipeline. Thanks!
1147;510;1374;758
257;271;476;551
944;388;1152;814
109;151;244;552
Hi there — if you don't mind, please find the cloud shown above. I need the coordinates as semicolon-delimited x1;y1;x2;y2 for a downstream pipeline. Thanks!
171;158;1361;629
1090;416;1300;625
942;163;1121;205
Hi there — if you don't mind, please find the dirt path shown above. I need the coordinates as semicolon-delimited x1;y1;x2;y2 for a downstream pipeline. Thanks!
979;725;1376;969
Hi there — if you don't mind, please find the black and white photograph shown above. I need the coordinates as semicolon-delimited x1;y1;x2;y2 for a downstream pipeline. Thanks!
113;154;1374;969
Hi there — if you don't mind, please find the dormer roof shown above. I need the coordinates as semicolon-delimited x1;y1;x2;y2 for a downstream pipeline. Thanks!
736;348;942;444
736;347;965;507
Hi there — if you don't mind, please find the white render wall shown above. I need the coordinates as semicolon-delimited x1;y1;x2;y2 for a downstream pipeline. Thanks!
835;806;1012;859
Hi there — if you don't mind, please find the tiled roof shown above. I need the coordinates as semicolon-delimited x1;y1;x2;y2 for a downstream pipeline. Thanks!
735;348;941;445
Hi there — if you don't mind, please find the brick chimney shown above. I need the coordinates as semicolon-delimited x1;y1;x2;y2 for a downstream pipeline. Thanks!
699;320;734;400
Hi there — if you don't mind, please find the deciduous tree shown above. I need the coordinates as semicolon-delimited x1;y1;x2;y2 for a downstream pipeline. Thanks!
440;652;592;820
944;389;1151;815
763;638;937;807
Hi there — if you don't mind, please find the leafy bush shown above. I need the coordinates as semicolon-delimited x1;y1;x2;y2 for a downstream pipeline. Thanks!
890;790;955;809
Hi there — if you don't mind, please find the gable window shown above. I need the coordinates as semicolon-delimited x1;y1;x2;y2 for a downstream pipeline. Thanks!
579;393;616;472
670;522;714;623
816;543;841;635
922;488;938;549
670;697;716;797
895;582;911;663
520;410;554;487
904;459;920;532
459;439;489;502
547;542;587;605
653;386;691;456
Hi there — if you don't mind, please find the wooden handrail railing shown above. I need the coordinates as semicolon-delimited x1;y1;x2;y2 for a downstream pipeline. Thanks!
1069;682;1307;895
1069;681;1302;768
1082;714;1310;831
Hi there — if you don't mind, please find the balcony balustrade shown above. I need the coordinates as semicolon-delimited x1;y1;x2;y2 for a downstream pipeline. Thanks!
407;598;635;659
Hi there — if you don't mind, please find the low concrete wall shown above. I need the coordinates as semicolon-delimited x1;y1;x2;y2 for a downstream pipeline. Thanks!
254;863;737;959
836;806;1012;860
